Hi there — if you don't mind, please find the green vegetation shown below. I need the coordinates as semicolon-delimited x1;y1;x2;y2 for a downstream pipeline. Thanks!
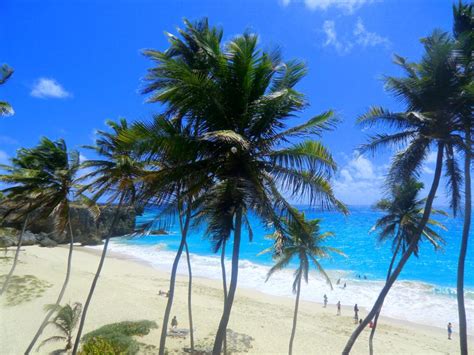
264;210;342;355
80;320;158;354
38;302;82;352
0;64;14;116
0;274;51;306
72;119;142;354
368;179;447;354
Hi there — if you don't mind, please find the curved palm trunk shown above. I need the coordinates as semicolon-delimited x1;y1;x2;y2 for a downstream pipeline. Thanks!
457;127;471;355
212;208;243;355
0;214;29;296
368;236;402;355
158;205;191;355
342;144;444;355
25;214;75;355
289;273;302;355
72;197;125;354
184;240;195;353
221;239;228;355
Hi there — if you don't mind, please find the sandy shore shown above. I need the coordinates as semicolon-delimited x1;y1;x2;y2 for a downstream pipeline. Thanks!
0;245;471;354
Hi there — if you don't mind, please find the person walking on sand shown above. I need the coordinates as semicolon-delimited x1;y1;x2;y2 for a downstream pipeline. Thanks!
354;303;359;321
337;301;341;315
171;316;178;330
323;294;328;308
447;322;453;340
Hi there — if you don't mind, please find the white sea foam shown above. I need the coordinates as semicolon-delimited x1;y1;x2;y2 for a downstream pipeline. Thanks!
91;240;474;334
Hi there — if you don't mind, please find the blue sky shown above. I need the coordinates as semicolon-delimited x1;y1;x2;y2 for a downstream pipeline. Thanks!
1;0;457;206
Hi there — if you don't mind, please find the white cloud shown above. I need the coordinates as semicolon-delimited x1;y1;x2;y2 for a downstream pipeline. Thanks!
353;18;390;48
31;78;71;99
284;0;376;13
334;152;387;205
322;20;353;55
422;166;434;174
321;18;390;55
0;135;18;145
0;150;9;164
425;151;438;164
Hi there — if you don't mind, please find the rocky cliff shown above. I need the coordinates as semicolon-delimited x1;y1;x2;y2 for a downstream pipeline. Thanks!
0;205;136;247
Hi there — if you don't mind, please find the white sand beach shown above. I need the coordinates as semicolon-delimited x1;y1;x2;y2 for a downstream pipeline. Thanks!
0;245;471;354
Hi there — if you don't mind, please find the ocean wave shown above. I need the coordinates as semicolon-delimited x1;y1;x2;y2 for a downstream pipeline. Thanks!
91;240;474;335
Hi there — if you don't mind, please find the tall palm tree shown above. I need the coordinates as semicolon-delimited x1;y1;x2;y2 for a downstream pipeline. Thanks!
264;211;341;355
120;114;211;355
0;145;48;295
368;179;446;355
71;118;143;354
142;19;347;354
452;3;474;353
0;64;14;116
38;302;82;353
24;138;84;354
342;32;463;354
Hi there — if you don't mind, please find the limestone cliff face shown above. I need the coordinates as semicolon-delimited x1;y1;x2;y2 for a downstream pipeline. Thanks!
0;205;136;246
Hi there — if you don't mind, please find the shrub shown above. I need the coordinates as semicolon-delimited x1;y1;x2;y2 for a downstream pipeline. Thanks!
79;337;122;354
80;320;158;355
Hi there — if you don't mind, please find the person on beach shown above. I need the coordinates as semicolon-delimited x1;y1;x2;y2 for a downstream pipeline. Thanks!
323;294;328;308
171;316;178;329
354;304;359;323
343;282;347;289
337;301;341;315
447;322;452;340
336;278;341;285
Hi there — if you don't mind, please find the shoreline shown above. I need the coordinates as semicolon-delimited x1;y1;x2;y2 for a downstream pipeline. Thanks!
83;244;472;337
1;245;472;354
94;240;474;335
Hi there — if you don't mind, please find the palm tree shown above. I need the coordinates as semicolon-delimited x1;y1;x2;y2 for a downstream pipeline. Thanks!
342;32;463;354
264;211;341;355
124;113;217;354
368;179;446;355
24;138;84;354
0;64;14;116
452;3;474;353
38;302;82;353
71;118;143;354
142;19;347;354
0;146;46;296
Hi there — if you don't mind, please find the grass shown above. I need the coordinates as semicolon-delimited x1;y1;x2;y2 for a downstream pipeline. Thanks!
0;274;52;306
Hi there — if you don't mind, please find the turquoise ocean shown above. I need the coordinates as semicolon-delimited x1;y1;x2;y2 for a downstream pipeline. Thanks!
97;206;474;333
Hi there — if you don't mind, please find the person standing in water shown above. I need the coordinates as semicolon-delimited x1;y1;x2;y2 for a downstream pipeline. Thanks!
337;301;341;315
447;322;453;340
323;294;328;308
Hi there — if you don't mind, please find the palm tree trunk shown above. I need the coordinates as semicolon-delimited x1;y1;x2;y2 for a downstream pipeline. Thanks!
158;204;192;355
457;127;471;355
212;208;243;355
0;214;29;296
25;213;75;355
289;273;302;355
184;240;194;353
221;239;228;355
342;143;444;355
369;236;402;355
71;196;125;355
